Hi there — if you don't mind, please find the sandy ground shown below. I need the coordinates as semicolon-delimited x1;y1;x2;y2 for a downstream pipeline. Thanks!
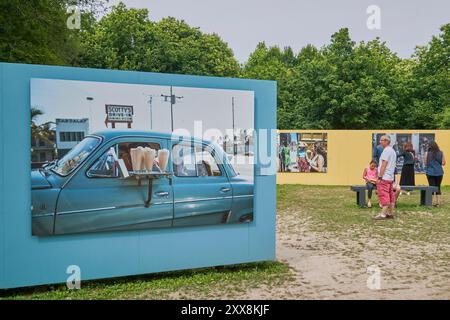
167;184;450;300
167;207;449;300
242;212;450;300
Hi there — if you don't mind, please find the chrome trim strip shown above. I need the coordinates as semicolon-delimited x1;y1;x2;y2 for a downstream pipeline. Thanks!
32;213;54;218
116;202;173;207
174;196;233;204
54;195;251;216
56;201;173;215
57;206;116;215
172;194;252;204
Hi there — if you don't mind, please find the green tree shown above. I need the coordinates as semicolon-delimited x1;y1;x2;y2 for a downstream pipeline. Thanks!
78;2;240;77
31;107;53;144
147;17;239;76
406;23;450;129
248;28;415;130
77;3;153;70
242;42;294;80
242;42;298;128
283;44;333;129
283;29;404;129
0;0;106;65
321;30;403;129
0;0;72;64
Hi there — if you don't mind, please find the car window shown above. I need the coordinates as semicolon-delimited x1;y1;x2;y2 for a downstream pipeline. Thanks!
172;143;197;177
88;141;161;178
195;146;222;177
172;142;222;177
52;136;100;176
88;147;118;178
117;142;160;172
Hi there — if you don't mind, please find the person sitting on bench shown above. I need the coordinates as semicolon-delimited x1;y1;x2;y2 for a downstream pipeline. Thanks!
362;160;378;208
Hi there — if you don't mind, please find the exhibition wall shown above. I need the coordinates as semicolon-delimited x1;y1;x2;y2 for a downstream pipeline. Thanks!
0;63;277;289
277;130;450;186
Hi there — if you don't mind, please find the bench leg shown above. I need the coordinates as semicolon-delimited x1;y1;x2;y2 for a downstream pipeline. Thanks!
421;190;433;206
356;191;366;207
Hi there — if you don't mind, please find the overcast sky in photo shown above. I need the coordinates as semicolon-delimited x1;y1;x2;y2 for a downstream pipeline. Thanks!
31;79;254;138
109;0;450;63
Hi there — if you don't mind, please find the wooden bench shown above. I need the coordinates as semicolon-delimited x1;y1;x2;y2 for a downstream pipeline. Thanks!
350;185;439;207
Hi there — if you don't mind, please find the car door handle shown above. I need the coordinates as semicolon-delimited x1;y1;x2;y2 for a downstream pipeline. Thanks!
155;191;169;197
220;187;231;193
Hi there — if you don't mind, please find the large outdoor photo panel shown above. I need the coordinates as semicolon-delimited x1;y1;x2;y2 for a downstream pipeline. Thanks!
372;133;435;173
277;132;328;173
30;78;254;236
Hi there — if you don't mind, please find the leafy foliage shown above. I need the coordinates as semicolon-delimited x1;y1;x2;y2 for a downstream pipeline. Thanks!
407;24;450;129
244;26;449;130
0;0;73;64
31;107;54;145
0;1;448;129
77;3;240;77
0;0;106;65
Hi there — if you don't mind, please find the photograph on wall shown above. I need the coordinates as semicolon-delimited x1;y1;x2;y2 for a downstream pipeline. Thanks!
372;133;435;174
277;132;327;173
30;78;254;236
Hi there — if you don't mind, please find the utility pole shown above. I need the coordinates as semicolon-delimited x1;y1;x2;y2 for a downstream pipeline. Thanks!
232;97;237;155
86;96;94;132
161;86;183;132
143;93;158;130
149;96;153;130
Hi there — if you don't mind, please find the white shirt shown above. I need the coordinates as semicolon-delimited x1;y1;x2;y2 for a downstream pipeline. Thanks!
378;146;397;181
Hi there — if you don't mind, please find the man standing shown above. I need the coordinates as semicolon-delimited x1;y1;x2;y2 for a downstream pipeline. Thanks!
375;135;397;220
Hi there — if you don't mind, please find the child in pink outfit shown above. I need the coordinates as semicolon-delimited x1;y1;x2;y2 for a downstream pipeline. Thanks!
363;160;378;208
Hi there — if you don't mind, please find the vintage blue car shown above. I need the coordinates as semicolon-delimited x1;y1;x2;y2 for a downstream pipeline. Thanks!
31;131;254;236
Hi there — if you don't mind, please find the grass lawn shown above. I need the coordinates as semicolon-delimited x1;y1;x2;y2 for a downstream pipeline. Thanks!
1;185;448;299
277;185;450;244
0;262;291;300
273;185;450;299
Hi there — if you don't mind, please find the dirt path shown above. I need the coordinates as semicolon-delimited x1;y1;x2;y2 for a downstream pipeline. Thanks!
168;205;450;300
166;186;450;300
243;212;450;299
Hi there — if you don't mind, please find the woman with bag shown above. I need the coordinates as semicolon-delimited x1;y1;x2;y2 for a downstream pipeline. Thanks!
425;141;446;206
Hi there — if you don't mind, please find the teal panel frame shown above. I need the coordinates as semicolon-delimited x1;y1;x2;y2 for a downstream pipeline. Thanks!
0;63;276;289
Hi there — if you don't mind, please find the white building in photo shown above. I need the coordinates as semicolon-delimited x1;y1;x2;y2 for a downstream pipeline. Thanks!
55;118;89;157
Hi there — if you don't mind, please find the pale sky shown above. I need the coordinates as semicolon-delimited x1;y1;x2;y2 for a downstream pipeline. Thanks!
109;0;450;62
31;79;254;140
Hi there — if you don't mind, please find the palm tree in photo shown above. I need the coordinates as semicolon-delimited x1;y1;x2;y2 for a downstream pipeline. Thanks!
31;106;54;144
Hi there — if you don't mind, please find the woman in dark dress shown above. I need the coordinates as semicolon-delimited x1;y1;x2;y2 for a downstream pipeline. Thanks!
425;141;446;206
399;142;416;187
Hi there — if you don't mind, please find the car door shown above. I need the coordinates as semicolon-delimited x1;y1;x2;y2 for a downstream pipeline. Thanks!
171;140;232;227
54;137;173;235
